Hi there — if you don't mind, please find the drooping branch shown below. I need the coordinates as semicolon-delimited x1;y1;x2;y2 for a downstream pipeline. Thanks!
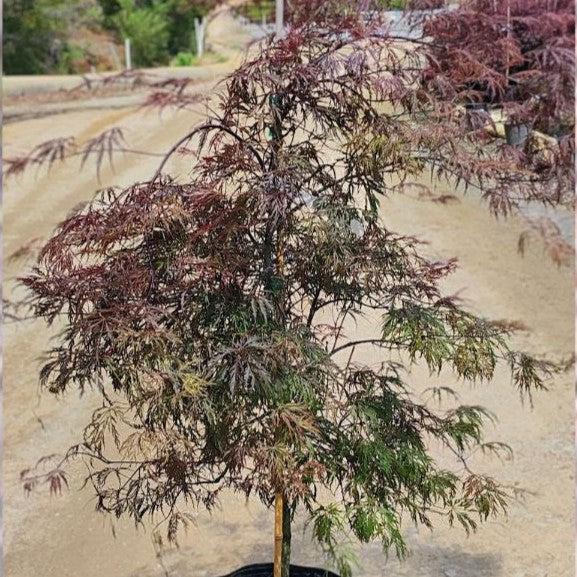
151;121;267;182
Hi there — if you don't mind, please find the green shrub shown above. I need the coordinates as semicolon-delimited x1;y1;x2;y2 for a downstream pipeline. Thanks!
112;0;170;67
56;44;89;74
243;0;275;23
3;0;103;74
170;51;198;67
3;0;54;74
99;0;215;57
170;51;226;67
376;0;407;9
167;0;207;56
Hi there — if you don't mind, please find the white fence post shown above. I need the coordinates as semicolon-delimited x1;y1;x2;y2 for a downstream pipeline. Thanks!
194;17;206;59
124;38;132;70
276;0;284;37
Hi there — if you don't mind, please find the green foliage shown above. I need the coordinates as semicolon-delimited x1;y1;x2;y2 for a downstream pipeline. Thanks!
98;0;122;20
4;0;219;72
170;51;199;67
165;0;210;56
310;505;358;577
375;0;407;9
3;0;103;74
56;44;89;74
100;0;215;60
4;0;53;74
382;304;504;379
112;0;170;67
169;50;225;67
240;0;275;23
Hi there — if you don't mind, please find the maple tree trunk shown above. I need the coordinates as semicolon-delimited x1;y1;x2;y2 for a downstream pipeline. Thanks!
282;496;291;577
274;492;283;577
270;86;291;577
274;492;291;577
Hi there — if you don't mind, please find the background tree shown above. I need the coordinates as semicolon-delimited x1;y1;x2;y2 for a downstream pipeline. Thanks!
166;0;221;55
18;3;562;576
419;0;575;138
3;0;104;74
3;0;223;73
111;0;171;66
101;0;223;66
415;0;575;261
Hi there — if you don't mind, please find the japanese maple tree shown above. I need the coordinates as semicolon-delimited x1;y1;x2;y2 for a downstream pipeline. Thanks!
20;2;561;576
419;0;575;137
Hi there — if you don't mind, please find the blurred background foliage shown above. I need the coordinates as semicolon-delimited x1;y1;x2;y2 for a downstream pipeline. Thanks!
236;0;410;24
4;0;419;74
3;0;216;74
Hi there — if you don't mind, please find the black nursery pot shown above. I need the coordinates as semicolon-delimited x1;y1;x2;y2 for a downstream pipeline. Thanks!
464;102;488;111
218;563;341;577
504;122;532;147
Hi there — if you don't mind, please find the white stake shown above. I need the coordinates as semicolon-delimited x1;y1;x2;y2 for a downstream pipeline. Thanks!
194;17;205;59
124;38;132;70
276;0;284;38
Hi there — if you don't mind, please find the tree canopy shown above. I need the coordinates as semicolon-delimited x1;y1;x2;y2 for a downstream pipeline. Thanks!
421;0;575;137
17;2;566;575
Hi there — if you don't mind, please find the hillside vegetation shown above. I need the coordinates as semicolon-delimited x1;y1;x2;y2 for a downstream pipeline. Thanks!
3;0;218;74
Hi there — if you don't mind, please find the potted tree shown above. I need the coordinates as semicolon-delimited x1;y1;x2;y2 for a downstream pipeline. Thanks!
19;2;559;577
418;0;575;147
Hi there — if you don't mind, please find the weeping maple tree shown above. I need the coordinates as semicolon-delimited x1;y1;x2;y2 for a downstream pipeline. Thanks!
419;0;575;136
416;0;575;261
21;2;561;576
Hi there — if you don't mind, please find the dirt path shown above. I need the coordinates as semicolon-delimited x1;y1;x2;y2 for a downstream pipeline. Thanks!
3;17;574;577
3;4;249;124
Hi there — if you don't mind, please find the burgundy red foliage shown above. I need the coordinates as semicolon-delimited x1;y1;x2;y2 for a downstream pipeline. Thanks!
421;0;575;137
